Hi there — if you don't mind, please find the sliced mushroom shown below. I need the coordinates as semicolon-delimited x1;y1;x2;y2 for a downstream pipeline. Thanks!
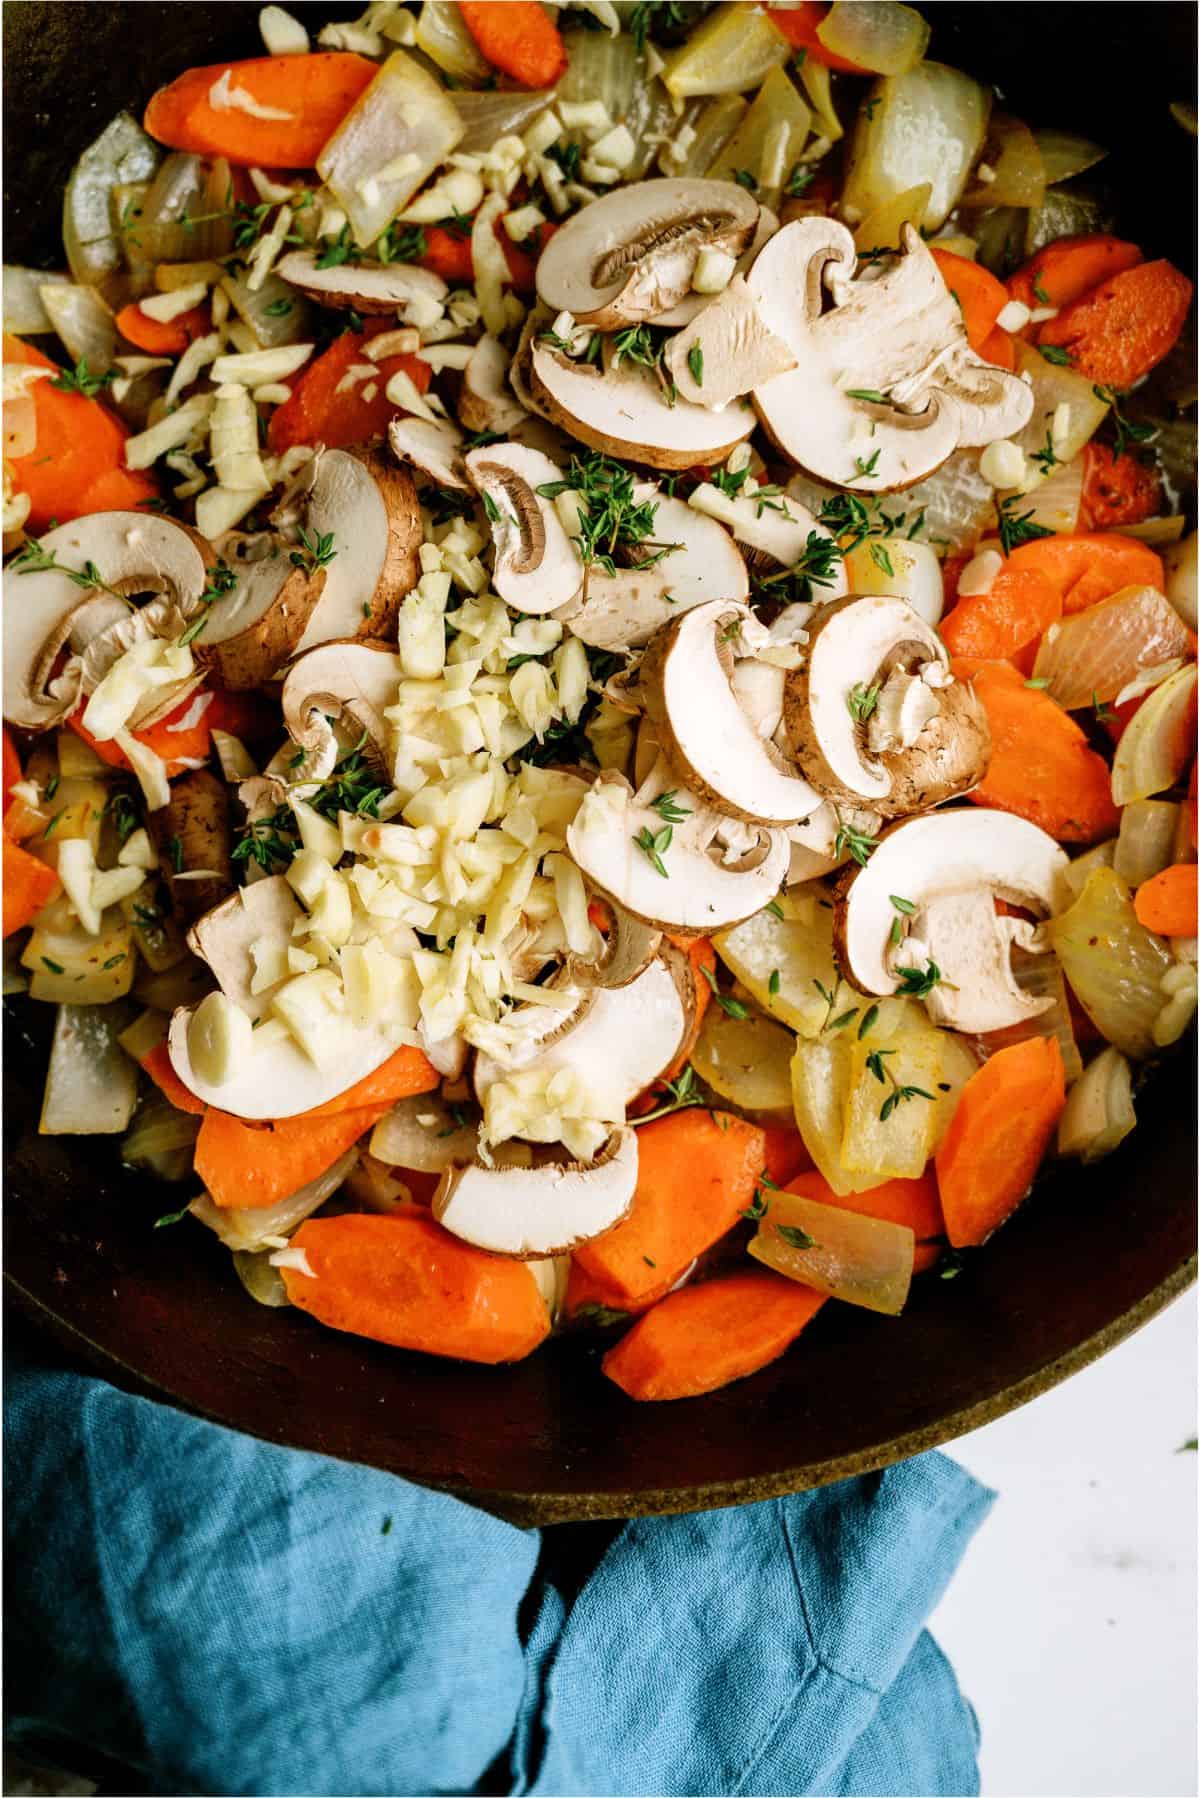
835;809;1069;1033
288;448;421;650
665;275;797;411
433;1127;638;1258
748;219;1033;491
534;178;761;330
464;442;583;615
150;768;234;923
167;997;404;1119
640;601;822;827
783;594;987;817
652;203;780;329
567;770;790;933
528;340;755;472
388;415;470;490
567;899;663;990
276;249;448;317
280;639;403;781
785;798;883;883
3;511;210;730
457;334;529;437
187;874;304;1020
192;551;326;690
687;482;846;581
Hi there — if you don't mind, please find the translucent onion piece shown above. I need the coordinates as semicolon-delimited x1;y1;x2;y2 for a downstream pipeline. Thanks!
1034;587;1193;712
962;113;1044;211
4;392;36;459
1121;515;1188;548
930;1027;981;1148
975;948;1083;1086
62;112;160;296
852;182;931;253
662;3;791;99
41;1002;139;1135
841;1002;942;1179
559;27;638;121
1056;838;1116;908
798;53;843;144
190;1147;359;1251
750;1187;914;1315
1163;533;1197;628
1114;799;1181;889
220;267;314;348
706;66;810;209
40;283;117;375
791;1029;884;1196
691;1004;796;1117
1057;1045;1135;1162
1023;182;1114;259
1011;340;1109;474
369;1093;478;1170
415;0;492;85
787;450;996;555
817;1;930;75
1111;662;1199;806
1049;867;1171;1060
137;153;235;264
3;265;69;334
232;1249;291;1308
970;204;1027;278
715;888;860;1039
318;51;464;247
658;95;748;178
1034;128;1107;186
121;1094;202;1180
1014;453;1083;534
623;69;685;179
841;61;990;233
451;90;558;156
112;180;157;299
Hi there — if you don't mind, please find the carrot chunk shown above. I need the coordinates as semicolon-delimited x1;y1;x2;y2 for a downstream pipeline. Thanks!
930;248;1009;353
196;1104;387;1210
963;661;1120;843
1078;442;1164;533
115;301;210;356
1037;259;1193;388
267;321;432;452
301;1044;440;1118
3;730;22;816
601;1270;825;1401
1134;864;1198;938
935;1038;1066;1248
141;1041;207;1116
761;1122;813;1187
1006;234;1143;320
767;3;870;72
284;1211;552;1363
1005;533;1165;616
785;1167;945;1239
457;2;568;88
143;53;377;167
941;562;1062;664
2;833;60;936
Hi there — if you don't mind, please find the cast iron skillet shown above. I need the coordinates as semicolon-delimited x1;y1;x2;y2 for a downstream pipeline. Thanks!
3;2;1197;1527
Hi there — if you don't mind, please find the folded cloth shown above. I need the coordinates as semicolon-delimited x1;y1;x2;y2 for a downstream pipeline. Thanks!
4;1347;993;1797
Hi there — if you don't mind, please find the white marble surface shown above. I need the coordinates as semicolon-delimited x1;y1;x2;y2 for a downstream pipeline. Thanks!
931;1288;1197;1798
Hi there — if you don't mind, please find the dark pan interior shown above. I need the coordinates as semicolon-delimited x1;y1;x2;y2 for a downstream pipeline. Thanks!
3;2;1197;1526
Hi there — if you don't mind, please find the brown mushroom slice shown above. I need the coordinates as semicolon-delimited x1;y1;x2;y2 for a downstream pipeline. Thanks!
665;275;797;410
293;448;421;651
464;442;584;615
433;1127;638;1258
786;799;883;883
836;809;1069;1033
275;249;448;317
280;639;404;781
187;875;304;1020
149;768;234;923
640;601;822;827
457;334;529;437
388;415;470;490
534;178;761;330
528;341;755;473
567;770;790;933
193;555;326;690
748;219;1033;492
687;482;846;582
569;899;663;990
4;511;210;729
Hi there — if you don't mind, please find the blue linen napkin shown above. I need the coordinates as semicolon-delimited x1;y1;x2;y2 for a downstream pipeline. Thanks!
4;1347;993;1797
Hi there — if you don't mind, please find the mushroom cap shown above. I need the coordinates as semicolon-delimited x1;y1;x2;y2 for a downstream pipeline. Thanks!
882;676;991;817
433;1127;639;1258
567;771;791;933
665;274;797;411
687;481;847;579
276;249;448;316
280;638;404;781
294;447;421;651
528;341;755;472
749;219;1033;492
534;177;761;331
782;593;948;808
464;441;584;615
3;511;209;730
835;808;1069;1029
193;554;326;690
187;876;304;1021
388;414;471;491
457;333;529;438
168;998;405;1119
641;600;823;827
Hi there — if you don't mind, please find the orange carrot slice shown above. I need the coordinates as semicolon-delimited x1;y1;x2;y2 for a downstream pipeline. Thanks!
115;301;211;356
457;2;568;88
267;320;433;452
141;1041;207;1116
196;1104;387;1210
941;561;1062;664
2;833;60;936
1134;864;1198;938
1005;532;1165;616
761;1122;813;1187
1078;442;1164;533
601;1270;826;1400
963;661;1120;843
1007;234;1143;321
1037;259;1193;388
931;248;1009;352
935;1038;1066;1248
767;2;870;72
143;53;377;167
785;1166;945;1239
301;1044;440;1118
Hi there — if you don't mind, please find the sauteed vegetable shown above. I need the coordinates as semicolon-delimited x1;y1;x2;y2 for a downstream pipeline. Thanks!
4;0;1196;1400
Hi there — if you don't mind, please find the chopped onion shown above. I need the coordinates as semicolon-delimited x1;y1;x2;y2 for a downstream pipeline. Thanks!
976;949;1083;1086
39;282;117;374
1034;128;1107;187
1057;838;1116;908
1163;532;1198;628
1013;452;1083;534
1011;339;1109;474
232;1249;292;1308
841;60;990;233
658;95;748;178
962;113;1044;211
853;182;931;252
1049;867;1171;1060
1057;1045;1135;1162
1121;515;1188;548
1111;662;1198;806
787;448;996;555
190;1147;358;1251
798;54;843;143
1114;799;1181;889
4;265;69;334
971;204;1027;277
318;50;464;247
749;1187;914;1316
42;1002;139;1135
136;153;236;264
1023;182;1114;259
62;112;160;297
817;1;930;74
370;1092;478;1169
1033;585;1193;711
121;1093;201;1180
452;89;558;157
220;267;313;347
415;0;491;84
662;3;791;99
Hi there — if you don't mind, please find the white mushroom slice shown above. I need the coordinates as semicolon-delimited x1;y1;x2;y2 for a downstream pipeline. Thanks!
388;415;470;490
456;334;529;438
275;249;448;316
535;178;761;331
433;1128;638;1258
748;219;1034;492
193;554;325;690
654;203;780;329
688;482;846;580
783;594;985;816
730;658;785;742
187;876;304;1020
567;771;790;933
665;275;797;411
167;999;404;1119
474;956;688;1110
785;798;882;883
641;601;822;827
568;900;662;990
293;447;421;650
835;810;1069;1033
529;341;755;472
3;511;210;730
280;640;403;781
464;442;583;615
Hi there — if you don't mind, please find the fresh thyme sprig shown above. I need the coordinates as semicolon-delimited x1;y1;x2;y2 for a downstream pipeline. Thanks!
50;356;116;399
536;451;680;573
631;1063;708;1126
290;528;338;575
